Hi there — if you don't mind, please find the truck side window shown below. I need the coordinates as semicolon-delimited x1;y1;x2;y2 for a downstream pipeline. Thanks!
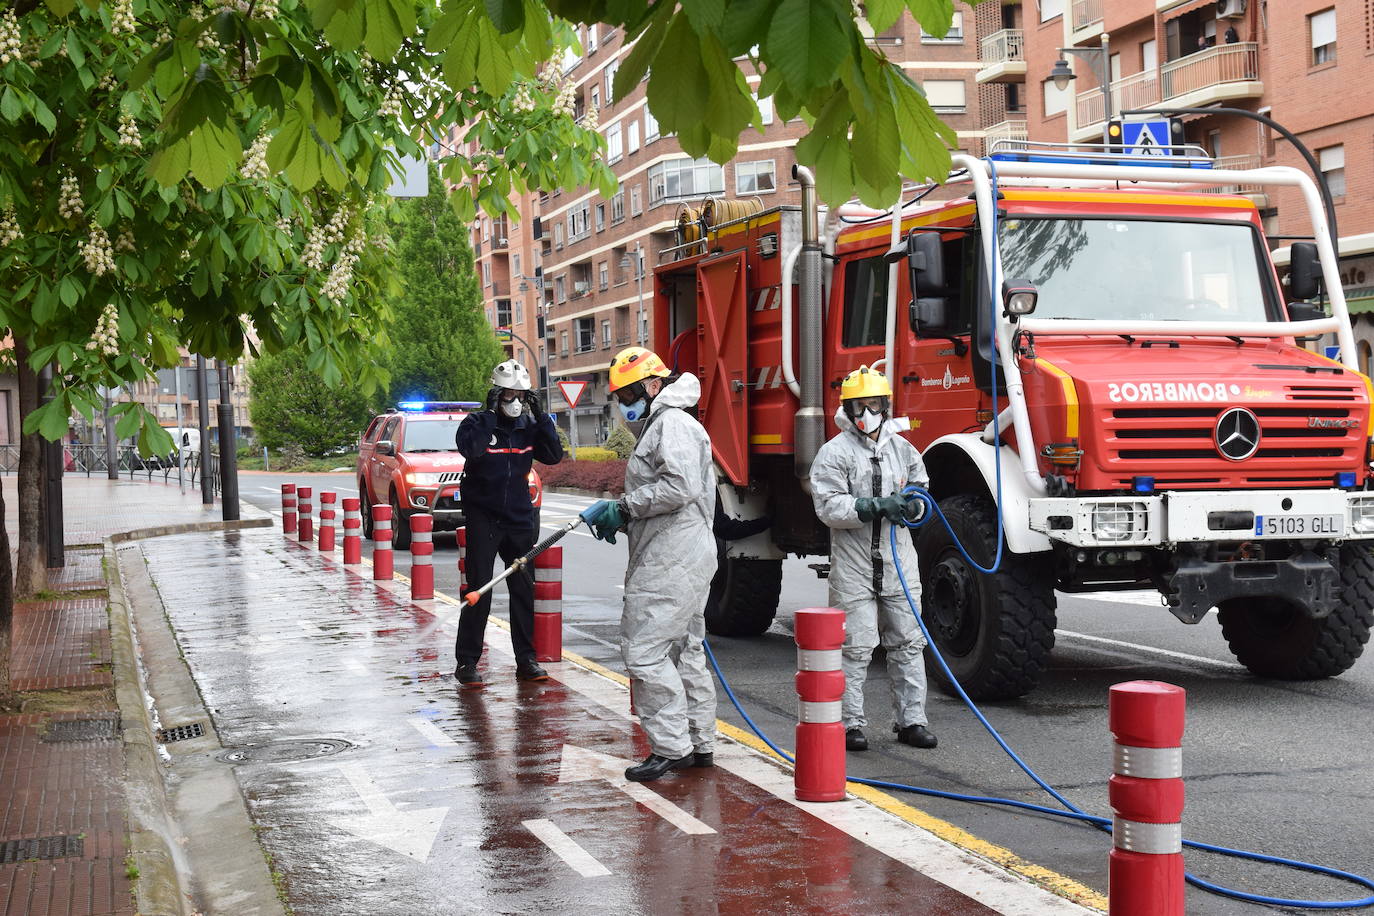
380;417;400;444
841;256;889;348
946;235;977;335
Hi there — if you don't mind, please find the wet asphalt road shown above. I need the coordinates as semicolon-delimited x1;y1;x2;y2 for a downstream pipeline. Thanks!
230;470;1374;914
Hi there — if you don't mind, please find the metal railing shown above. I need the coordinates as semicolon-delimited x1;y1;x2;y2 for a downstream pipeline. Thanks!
0;443;221;496
1160;42;1259;102
984;119;1029;147
979;28;1024;64
1071;0;1103;31
1202;154;1266;195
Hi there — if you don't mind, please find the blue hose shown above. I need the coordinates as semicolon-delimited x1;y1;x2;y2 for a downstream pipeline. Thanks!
697;520;1374;909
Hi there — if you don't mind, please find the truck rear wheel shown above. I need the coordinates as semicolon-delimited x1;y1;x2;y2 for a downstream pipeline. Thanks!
1217;544;1374;679
704;552;783;638
916;494;1057;700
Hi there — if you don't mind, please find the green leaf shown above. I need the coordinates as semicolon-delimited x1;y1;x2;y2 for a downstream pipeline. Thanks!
646;15;710;131
765;0;849;93
363;0;408;61
324;0;365;51
33;400;71;441
29;96;56;134
473;18;513;95
614;0;673;101
722;0;779;57
483;0;524;34
185;119;242;188
864;0;904;33
44;0;77;15
907;0;955;40
59;275;81;307
115;408;142;440
0;87;21;122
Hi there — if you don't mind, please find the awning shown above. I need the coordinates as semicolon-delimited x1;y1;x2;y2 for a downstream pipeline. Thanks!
1345;290;1374;315
1161;0;1216;21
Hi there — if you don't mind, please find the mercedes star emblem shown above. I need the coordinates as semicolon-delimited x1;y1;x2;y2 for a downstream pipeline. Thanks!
1215;407;1261;461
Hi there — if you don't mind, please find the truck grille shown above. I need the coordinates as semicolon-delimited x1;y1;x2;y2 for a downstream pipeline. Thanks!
1101;382;1365;489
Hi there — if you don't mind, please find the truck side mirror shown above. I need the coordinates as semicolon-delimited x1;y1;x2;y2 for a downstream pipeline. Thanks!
376;440;395;456
1286;301;1327;323
910;297;950;334
1288;242;1321;301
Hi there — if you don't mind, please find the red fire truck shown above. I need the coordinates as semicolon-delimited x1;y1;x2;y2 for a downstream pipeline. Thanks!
658;146;1374;699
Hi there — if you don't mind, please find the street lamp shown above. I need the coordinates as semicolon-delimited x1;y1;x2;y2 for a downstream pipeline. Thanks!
1049;33;1113;124
619;241;645;347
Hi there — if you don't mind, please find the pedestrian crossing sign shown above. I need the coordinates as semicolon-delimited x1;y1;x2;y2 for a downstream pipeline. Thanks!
1121;119;1172;156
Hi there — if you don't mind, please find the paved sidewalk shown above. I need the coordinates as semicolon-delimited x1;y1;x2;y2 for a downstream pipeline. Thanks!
0;477;262;916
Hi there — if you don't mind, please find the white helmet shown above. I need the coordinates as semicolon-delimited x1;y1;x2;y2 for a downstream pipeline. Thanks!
490;359;532;391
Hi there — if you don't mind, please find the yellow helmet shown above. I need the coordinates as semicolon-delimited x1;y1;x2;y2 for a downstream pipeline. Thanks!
608;346;670;393
839;365;892;401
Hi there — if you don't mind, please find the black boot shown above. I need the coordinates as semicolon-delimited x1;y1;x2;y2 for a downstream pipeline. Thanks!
894;723;938;749
515;659;549;681
624;753;693;782
845;727;869;752
454;664;486;688
690;751;714;768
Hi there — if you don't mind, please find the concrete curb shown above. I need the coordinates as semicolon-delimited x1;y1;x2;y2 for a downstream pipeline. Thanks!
104;517;273;916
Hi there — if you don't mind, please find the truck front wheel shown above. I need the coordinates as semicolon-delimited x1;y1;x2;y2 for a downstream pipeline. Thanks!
916;494;1058;700
390;489;412;550
1217;544;1374;679
704;551;783;638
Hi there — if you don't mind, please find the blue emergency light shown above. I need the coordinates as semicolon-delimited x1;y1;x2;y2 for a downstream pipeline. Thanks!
1132;476;1156;494
397;400;482;411
1337;471;1357;489
987;150;1214;169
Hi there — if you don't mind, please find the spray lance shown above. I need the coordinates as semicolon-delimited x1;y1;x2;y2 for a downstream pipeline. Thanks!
461;515;590;605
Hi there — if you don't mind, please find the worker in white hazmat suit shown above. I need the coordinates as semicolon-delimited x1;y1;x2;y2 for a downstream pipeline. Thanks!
810;365;937;752
580;346;718;782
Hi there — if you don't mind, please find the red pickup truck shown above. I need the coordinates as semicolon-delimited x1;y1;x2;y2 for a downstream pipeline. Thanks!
356;401;544;548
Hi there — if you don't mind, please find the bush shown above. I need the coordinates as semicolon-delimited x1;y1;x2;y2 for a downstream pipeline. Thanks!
539;457;626;496
556;424;571;454
575;446;617;462
603;424;636;459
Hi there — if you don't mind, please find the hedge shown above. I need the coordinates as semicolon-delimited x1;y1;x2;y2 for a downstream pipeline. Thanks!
538;458;627;495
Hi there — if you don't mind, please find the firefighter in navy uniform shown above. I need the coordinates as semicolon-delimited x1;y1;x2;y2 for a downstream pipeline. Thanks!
453;359;564;687
810;365;936;752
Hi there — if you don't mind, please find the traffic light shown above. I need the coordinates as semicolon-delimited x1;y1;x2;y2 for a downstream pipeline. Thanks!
1105;118;1124;151
1168;117;1186;155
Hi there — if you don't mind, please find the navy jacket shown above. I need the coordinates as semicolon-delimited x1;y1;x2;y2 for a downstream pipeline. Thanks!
456;409;563;527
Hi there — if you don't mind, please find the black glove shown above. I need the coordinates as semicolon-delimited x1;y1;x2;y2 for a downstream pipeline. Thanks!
855;495;906;523
525;389;544;418
484;386;501;413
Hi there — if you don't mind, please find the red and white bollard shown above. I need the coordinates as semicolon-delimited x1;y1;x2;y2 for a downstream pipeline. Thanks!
533;546;563;663
318;491;337;552
1108;680;1186;916
456;527;468;594
793;607;847;802
371;504;393;580
341;497;362;565
281;483;297;535
409;513;434;600
296;487;313;543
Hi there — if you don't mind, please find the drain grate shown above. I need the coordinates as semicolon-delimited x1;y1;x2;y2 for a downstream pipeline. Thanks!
0;835;84;864
156;722;205;744
42;717;120;743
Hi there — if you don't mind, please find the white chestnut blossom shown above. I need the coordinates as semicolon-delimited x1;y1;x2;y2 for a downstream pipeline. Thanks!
511;82;536;114
85;304;121;356
0;10;22;66
240;131;271;180
301;207;351;271
110;0;136;35
321;234;366;304
79;221;116;276
58;173;84;220
0;206;21;246
115;228;136;253
378;86;405;121
117;110;142;149
552;80;576;118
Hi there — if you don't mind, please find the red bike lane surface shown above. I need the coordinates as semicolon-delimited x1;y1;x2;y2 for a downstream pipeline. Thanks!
134;527;1089;915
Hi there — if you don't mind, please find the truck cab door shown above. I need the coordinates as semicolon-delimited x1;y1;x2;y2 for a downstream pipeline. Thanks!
696;252;750;485
900;232;982;443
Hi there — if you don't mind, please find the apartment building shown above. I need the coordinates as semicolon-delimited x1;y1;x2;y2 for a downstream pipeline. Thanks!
462;6;991;444
986;0;1374;359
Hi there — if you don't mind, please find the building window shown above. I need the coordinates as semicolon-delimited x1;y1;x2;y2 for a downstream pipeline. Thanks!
648;157;725;205
611;190;625;224
512;253;521;277
554;223;564;249
575;317;594;352
1310;8;1337;65
560;330;569;357
595;203;605;232
482;261;491;286
1042;78;1068;117
586;24;597;53
1319;144;1346;197
630;185;642;215
628;120;640;153
567;201;590;241
922;80;966;114
919;11;963;42
644;107;659;142
754;92;774;125
1141;38;1157;72
604;60;619;102
606;122;623;162
599;261;609;290
514;300;523;325
591;85;600;113
601;319;612;348
555;276;565;303
736;159;776;194
496;299;512;327
1039;0;1063;22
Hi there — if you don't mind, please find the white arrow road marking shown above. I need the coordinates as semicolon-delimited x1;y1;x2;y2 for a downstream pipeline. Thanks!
332;763;448;862
409;716;457;747
343;657;369;676
557;744;716;836
522;819;611;877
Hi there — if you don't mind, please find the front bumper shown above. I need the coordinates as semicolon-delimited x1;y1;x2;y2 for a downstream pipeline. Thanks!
407;485;464;526
1029;489;1374;548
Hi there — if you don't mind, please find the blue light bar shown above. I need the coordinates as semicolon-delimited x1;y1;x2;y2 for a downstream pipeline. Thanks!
1132;476;1156;494
988;151;1213;169
396;400;482;412
1337;471;1357;488
397;401;427;410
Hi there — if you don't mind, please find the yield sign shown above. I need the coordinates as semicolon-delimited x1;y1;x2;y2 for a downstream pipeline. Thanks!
558;380;588;410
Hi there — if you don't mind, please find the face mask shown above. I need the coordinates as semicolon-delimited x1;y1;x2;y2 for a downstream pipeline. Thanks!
618;398;648;422
855;408;885;435
500;398;524;418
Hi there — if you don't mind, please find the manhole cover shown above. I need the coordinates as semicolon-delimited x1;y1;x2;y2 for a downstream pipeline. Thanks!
43;716;120;743
218;738;353;764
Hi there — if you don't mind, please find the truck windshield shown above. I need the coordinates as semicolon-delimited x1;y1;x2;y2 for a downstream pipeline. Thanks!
400;419;464;452
997;218;1274;323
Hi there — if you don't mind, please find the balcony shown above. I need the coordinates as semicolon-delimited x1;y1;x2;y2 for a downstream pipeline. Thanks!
1075;69;1159;133
983;119;1028;155
1202;154;1268;203
1071;0;1103;32
976;29;1025;84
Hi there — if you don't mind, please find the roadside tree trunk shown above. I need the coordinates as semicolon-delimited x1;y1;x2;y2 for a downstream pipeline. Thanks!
14;339;46;598
0;482;14;711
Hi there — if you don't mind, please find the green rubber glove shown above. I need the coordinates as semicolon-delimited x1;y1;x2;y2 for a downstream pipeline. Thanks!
855;495;905;523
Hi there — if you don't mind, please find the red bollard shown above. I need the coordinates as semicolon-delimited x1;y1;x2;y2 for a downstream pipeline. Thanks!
794;607;847;802
281;483;297;535
341;497;362;565
533;546;563;663
318;491;337;552
372;504;393;580
297;487;313;543
1108;681;1186;916
409;513;434;600
456;526;468;595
